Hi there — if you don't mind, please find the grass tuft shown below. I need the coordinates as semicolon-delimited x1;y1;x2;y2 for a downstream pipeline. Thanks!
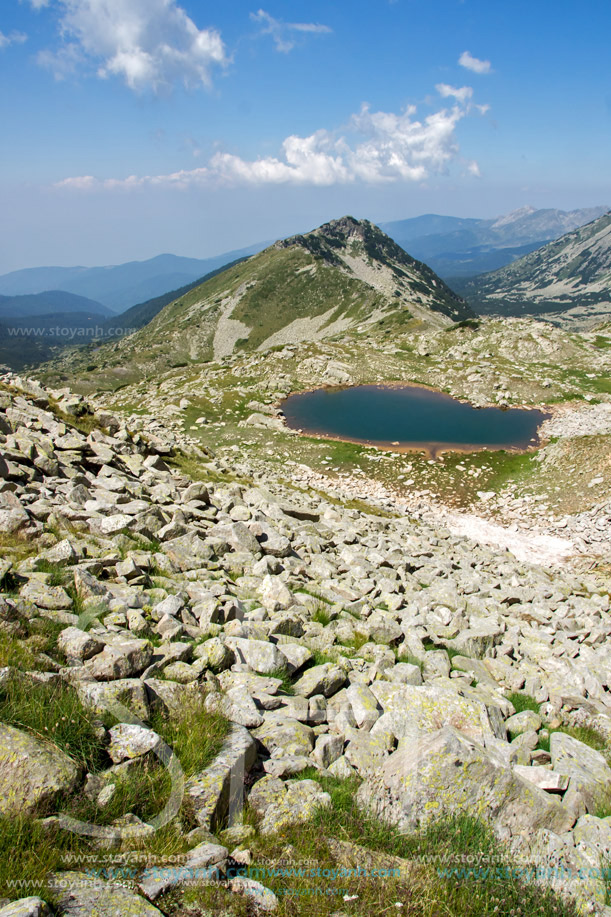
0;677;107;773
507;692;541;715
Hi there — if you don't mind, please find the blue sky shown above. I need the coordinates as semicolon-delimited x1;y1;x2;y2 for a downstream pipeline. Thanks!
1;0;610;272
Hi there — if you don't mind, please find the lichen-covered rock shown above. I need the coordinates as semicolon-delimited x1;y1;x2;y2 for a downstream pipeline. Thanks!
49;872;163;916
0;723;80;815
344;730;394;775
20;581;73;611
193;637;235;673
84;638;153;680
550;732;611;813
57;626;104;663
229;876;278;912
312;733;344;769
108;723;161;764
0;897;52;916
186;724;257;831
293;663;346;698
259;575;293;611
249;776;331;835
368;682;498;742
358;726;574;837
505;710;542;737
346;683;381;730
76;678;150;721
226;637;287;675
253;716;315;758
138;842;228;900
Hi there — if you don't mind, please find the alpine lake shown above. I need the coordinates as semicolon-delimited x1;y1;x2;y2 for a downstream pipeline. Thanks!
281;384;550;457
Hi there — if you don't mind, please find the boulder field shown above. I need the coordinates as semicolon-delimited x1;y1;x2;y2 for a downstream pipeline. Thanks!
0;374;610;914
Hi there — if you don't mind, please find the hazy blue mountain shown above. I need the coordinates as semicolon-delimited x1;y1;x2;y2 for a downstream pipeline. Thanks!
0;310;113;371
0;256;254;372
380;206;609;278
0;243;269;311
0;290;111;320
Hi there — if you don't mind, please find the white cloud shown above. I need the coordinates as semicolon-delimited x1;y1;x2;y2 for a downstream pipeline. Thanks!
27;0;51;8
57;84;485;191
458;50;492;74
250;9;331;53
0;30;27;49
32;0;228;91
436;83;473;104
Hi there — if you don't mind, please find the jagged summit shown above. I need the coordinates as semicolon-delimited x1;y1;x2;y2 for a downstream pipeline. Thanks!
52;217;473;383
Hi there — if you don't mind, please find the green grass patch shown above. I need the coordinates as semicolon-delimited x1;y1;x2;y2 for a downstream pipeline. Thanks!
538;724;608;758
307;649;338;667
0;677;107;773
311;605;333;627
266;666;295;696
149;695;229;779
237;772;579;917
338;631;369;652
69;757;172;826
0;815;85;904
35;559;69;587
507;692;541;715
0;633;42;671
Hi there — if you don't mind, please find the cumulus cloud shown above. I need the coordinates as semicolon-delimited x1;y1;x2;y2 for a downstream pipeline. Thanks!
32;0;227;91
458;50;492;74
0;31;27;49
250;9;331;53
56;83;486;191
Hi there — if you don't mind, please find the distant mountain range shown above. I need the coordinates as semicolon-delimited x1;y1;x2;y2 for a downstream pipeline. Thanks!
379;205;610;278
0;244;268;311
456;211;611;329
0;290;111;320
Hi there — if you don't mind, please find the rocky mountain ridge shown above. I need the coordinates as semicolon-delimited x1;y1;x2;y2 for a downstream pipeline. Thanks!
459;212;611;329
0;374;611;914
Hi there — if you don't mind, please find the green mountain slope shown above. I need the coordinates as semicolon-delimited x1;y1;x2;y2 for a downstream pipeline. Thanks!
458;212;611;328
49;216;473;387
101;257;251;336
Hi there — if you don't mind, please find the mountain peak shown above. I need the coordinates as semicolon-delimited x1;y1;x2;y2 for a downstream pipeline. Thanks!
491;205;537;228
56;215;473;382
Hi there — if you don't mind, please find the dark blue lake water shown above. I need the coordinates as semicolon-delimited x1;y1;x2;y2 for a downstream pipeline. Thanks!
281;384;549;455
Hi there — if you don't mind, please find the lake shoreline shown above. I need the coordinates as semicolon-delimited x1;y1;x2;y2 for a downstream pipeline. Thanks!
278;381;552;458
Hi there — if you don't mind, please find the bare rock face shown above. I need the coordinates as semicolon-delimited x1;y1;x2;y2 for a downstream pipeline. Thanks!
0;724;80;816
357;726;575;838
